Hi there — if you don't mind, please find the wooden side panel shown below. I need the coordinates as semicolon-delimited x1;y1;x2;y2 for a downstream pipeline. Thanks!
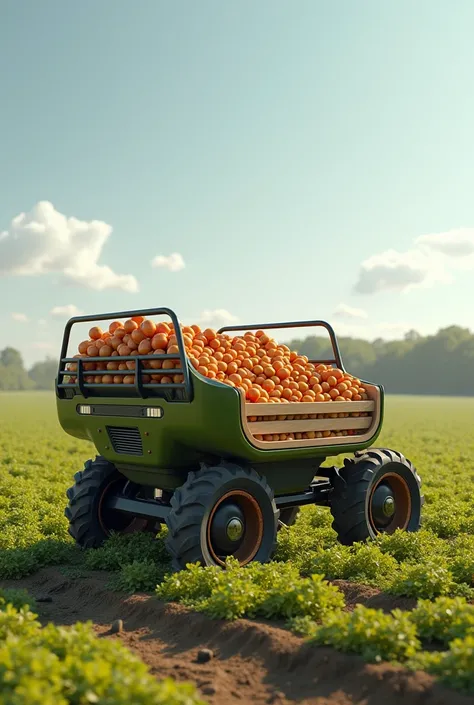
239;384;381;450
248;415;372;434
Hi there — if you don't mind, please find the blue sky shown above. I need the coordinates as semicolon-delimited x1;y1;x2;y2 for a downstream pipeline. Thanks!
2;0;474;366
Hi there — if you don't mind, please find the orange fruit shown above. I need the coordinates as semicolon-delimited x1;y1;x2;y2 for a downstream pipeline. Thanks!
86;344;99;357
151;333;168;350
131;328;146;345
141;320;157;338
124;319;138;334
262;379;275;393
117;344;131;357
99;345;113;358
203;328;217;341
138;339;152;355
89;326;103;340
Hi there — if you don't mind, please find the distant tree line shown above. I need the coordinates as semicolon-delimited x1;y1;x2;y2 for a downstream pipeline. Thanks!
2;324;474;395
0;348;57;391
287;325;474;396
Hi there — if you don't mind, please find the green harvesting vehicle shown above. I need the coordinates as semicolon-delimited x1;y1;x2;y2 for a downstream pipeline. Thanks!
56;307;423;571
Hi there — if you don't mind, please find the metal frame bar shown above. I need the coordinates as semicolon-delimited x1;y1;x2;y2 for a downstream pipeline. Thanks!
56;307;193;402
217;319;344;369
275;480;333;509
105;495;171;521
105;483;333;523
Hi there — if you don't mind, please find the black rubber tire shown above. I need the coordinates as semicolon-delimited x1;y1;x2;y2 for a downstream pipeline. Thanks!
329;448;424;546
278;507;300;529
65;456;154;549
165;461;279;571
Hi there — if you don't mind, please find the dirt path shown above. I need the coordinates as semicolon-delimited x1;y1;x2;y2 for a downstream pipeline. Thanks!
1;567;469;705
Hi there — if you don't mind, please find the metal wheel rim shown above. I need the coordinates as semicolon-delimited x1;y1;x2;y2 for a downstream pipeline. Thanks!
368;472;411;534
206;490;264;567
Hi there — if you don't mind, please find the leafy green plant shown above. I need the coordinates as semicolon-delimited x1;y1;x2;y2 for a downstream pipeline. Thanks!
156;562;221;607
0;587;36;611
387;560;457;599
114;559;169;593
0;603;206;704
84;529;170;572
310;604;421;663
411;596;474;645
287;614;318;637
446;534;474;585
376;528;447;564
0;547;39;579
299;545;351;579
157;559;344;622
340;544;399;587
258;572;345;621
410;636;474;695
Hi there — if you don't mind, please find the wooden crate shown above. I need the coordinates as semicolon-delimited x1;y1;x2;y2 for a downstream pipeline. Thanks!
240;386;380;450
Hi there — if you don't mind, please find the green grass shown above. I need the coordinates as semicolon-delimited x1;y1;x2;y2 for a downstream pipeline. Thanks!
2;392;474;696
0;392;206;703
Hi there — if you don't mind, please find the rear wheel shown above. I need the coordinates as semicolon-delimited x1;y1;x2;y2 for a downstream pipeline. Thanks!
165;462;279;571
65;456;156;549
329;448;423;545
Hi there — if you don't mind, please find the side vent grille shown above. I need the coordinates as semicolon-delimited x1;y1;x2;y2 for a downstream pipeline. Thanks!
106;426;143;456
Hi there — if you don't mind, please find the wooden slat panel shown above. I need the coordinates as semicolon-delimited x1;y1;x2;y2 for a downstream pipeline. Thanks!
248;416;372;434
250;434;367;449
245;400;374;417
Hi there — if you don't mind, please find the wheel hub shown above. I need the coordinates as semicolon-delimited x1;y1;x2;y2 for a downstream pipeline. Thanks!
209;501;246;555
226;517;244;541
370;482;396;528
383;496;395;517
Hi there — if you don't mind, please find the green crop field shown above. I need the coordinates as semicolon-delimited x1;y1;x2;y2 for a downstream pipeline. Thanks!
2;391;474;699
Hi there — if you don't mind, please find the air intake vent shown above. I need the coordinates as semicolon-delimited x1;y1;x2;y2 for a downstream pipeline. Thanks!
106;426;143;455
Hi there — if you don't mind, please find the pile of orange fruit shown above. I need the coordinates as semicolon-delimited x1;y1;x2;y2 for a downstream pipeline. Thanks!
66;317;371;442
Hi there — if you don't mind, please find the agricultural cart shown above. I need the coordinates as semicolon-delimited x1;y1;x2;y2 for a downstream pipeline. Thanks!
56;308;423;571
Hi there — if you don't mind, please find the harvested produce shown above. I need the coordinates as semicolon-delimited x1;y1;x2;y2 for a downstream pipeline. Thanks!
66;318;370;441
69;318;366;399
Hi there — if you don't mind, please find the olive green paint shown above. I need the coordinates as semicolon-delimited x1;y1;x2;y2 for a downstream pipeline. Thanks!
56;367;384;495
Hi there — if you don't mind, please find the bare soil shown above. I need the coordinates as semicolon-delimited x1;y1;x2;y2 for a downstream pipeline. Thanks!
1;567;469;705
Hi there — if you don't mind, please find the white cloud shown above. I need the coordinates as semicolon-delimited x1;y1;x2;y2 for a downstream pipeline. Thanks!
0;201;138;293
353;248;449;294
416;228;474;257
353;227;474;295
151;253;185;272
50;304;83;318
333;303;368;320
38;319;47;326
11;312;29;323
198;309;239;328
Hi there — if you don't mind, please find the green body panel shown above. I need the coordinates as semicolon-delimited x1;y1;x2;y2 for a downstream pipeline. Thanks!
56;367;384;495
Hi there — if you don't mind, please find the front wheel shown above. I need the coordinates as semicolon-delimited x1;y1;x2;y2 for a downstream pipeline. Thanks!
329;448;423;545
165;462;279;571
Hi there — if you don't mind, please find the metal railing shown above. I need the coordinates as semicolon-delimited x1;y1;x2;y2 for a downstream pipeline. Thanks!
56;307;193;401
218;319;344;369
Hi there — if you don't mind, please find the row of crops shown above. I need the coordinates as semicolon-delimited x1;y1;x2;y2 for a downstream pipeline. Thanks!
1;393;474;699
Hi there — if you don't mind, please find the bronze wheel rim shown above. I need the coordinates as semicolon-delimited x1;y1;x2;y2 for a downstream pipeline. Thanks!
368;472;411;534
206;490;264;567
